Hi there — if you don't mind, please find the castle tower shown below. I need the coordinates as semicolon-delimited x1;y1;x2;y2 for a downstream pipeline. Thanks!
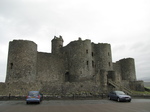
6;40;37;83
66;39;93;82
120;58;136;81
51;35;64;54
94;43;113;71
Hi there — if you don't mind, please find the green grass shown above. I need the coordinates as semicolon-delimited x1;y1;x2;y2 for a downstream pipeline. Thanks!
145;87;150;89
131;90;150;95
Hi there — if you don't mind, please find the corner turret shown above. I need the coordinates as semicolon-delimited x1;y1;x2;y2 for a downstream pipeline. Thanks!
51;35;64;54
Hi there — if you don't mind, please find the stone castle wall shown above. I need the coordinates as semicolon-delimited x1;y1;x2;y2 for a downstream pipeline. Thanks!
0;36;145;95
129;80;145;91
36;52;66;83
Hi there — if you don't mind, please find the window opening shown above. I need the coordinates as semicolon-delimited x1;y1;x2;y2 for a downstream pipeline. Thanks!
86;50;88;54
86;61;89;65
92;61;94;67
10;63;13;69
108;62;111;67
92;52;94;57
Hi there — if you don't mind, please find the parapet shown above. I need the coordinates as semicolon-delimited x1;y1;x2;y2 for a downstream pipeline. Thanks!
10;39;37;45
119;57;134;61
52;35;64;42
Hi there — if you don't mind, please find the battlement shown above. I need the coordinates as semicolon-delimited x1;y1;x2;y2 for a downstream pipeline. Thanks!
52;35;64;42
98;43;110;45
119;57;134;61
10;39;36;43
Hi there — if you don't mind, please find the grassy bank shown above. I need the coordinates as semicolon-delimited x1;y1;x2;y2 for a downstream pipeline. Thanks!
132;90;150;95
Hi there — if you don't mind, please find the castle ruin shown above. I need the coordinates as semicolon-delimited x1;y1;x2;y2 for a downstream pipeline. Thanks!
0;36;145;95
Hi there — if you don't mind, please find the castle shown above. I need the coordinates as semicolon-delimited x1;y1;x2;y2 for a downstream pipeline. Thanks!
0;36;145;95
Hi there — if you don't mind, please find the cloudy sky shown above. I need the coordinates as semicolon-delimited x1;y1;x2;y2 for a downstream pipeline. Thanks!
0;0;150;82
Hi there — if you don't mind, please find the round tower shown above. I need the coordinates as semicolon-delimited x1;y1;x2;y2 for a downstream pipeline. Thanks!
6;40;37;83
51;35;64;54
67;39;93;82
94;43;113;71
120;58;136;81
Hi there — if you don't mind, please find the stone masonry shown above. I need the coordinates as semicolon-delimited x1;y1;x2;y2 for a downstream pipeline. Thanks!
0;36;145;95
